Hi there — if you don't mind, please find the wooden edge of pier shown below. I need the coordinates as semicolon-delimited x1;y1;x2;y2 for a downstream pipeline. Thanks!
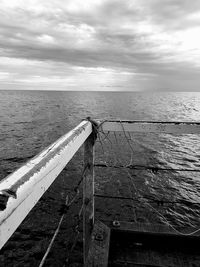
103;220;200;237
1;119;200;266
85;219;200;266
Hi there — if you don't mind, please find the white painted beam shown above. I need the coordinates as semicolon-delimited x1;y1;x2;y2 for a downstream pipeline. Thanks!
0;120;92;249
100;121;200;134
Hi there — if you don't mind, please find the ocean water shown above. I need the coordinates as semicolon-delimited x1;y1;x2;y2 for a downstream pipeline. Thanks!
0;90;200;266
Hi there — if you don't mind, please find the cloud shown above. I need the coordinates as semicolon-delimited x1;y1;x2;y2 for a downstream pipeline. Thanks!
0;0;200;90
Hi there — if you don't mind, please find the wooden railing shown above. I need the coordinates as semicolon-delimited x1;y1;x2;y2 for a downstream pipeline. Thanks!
1;119;200;266
100;120;200;134
0;120;93;250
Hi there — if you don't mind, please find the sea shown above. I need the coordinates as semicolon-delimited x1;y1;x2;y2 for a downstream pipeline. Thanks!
0;90;200;266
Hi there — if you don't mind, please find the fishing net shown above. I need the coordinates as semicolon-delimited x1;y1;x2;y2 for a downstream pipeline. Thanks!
94;121;200;234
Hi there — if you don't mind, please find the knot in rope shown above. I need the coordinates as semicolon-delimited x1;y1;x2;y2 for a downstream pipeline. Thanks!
59;204;69;215
86;117;99;144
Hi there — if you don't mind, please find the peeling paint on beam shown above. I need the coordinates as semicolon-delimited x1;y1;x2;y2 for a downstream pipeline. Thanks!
0;120;92;249
100;121;200;134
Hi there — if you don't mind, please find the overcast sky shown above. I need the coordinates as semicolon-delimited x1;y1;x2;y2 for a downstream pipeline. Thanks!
0;0;200;91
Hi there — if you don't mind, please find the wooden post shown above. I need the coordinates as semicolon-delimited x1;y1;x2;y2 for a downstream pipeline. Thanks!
83;133;95;265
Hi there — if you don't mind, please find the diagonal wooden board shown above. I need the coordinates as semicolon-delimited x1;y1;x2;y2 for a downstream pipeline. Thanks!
85;220;110;267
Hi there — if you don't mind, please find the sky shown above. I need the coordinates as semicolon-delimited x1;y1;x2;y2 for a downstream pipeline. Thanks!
0;0;200;91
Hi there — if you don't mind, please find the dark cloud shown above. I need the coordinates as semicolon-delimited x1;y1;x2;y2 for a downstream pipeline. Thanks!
0;0;200;90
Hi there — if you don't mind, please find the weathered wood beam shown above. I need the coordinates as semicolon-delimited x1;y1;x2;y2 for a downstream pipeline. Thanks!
83;132;95;265
105;220;200;237
100;120;200;134
0;120;92;249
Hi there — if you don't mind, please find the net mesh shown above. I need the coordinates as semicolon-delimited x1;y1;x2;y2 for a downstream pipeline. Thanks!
93;122;200;234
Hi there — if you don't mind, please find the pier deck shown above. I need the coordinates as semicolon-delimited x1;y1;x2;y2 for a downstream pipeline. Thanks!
87;220;200;267
1;119;200;266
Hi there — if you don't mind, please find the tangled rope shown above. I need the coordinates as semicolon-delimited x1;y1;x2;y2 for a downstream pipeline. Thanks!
39;195;69;267
94;120;200;236
38;164;89;267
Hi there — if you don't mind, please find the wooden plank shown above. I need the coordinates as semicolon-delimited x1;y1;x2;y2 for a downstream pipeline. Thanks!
105;220;200;237
110;221;174;235
110;260;167;267
86;220;110;267
0;120;92;249
83;132;95;264
108;221;200;267
100;121;200;134
109;221;200;238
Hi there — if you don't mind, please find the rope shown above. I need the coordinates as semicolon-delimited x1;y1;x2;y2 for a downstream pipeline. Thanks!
39;196;69;267
113;131;138;222
144;201;200;236
74;163;90;191
86;117;99;145
95;124;200;236
120;120;135;166
125;145;200;236
64;203;84;266
38;164;89;267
